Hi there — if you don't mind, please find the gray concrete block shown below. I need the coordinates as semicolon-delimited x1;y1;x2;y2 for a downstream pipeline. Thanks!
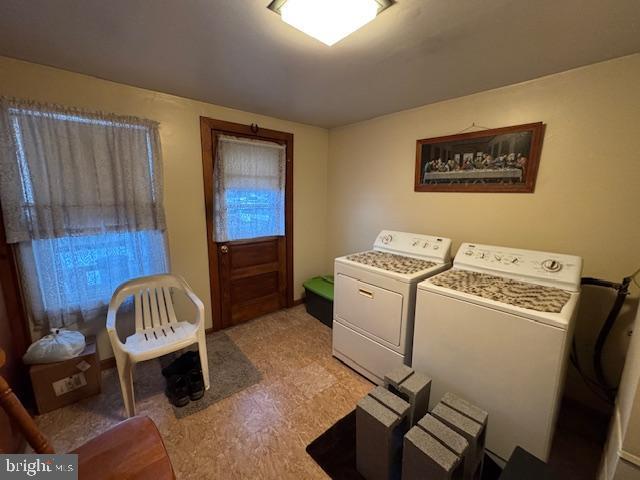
384;365;415;389
432;403;485;480
369;386;411;417
418;414;469;458
358;394;404;429
384;368;432;427
356;393;409;480
432;403;482;440
402;426;463;480
398;372;431;426
440;393;488;480
441;392;488;427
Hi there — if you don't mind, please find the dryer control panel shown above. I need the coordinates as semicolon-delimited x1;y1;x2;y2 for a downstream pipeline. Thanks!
455;242;583;291
374;230;452;263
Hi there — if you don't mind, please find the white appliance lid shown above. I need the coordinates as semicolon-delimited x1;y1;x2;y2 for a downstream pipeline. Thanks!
373;230;452;264
418;278;580;329
454;242;583;292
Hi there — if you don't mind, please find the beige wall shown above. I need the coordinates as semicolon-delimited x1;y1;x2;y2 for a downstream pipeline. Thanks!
0;56;329;349
327;54;640;284
327;54;640;409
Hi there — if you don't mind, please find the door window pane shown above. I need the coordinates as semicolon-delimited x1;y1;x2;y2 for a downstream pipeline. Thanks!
224;189;284;241
214;135;286;242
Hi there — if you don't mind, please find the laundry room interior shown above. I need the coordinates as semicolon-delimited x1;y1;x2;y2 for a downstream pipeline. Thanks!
0;2;639;480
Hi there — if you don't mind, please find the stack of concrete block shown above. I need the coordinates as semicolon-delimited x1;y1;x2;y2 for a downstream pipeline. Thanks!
356;386;411;480
431;393;488;480
402;424;464;480
402;413;469;480
384;366;432;427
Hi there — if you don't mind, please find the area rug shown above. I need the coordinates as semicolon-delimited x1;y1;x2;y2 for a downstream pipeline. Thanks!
306;410;503;480
161;332;262;419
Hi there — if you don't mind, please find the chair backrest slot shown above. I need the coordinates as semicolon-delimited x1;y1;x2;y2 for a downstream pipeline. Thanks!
142;289;152;330
149;287;162;328
156;287;169;326
163;286;178;324
134;291;143;332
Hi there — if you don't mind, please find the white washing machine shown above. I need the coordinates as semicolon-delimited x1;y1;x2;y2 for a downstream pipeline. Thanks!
333;230;452;385
412;242;583;464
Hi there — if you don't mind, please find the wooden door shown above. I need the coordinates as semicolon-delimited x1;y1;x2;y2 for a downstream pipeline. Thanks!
0;211;30;452
218;236;286;326
200;118;293;331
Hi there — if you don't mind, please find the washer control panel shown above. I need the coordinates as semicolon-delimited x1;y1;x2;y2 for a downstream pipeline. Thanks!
455;242;583;291
374;230;452;263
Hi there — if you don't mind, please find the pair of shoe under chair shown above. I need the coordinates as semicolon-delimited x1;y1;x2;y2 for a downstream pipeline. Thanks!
162;351;205;407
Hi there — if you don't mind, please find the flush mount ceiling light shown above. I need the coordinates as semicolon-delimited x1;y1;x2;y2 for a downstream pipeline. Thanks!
268;0;394;46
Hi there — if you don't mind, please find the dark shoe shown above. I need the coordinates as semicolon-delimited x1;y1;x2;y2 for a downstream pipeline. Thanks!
162;351;200;378
165;374;190;407
186;369;205;401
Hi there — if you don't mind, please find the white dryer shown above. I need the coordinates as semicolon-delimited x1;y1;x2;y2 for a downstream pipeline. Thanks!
333;230;452;385
412;242;583;464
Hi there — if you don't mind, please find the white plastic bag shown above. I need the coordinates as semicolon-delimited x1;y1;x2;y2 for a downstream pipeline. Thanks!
23;328;86;364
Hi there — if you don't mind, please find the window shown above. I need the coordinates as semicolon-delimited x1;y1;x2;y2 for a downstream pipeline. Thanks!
224;189;284;240
0;99;168;329
213;135;286;242
23;231;167;324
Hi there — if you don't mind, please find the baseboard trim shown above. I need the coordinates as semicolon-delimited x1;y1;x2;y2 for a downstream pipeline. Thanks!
100;357;116;371
620;449;640;468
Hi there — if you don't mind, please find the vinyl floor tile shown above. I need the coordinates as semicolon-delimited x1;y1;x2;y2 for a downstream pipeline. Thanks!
33;306;374;479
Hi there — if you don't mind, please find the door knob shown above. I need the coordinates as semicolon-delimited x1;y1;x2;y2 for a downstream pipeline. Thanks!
220;245;229;253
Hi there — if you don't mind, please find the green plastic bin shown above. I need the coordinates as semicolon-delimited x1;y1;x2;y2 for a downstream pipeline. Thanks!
303;275;334;328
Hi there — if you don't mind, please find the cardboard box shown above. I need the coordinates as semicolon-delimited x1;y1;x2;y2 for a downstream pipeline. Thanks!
29;340;101;414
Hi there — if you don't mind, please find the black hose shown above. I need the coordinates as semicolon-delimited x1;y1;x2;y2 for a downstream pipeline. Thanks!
581;277;622;290
582;276;632;399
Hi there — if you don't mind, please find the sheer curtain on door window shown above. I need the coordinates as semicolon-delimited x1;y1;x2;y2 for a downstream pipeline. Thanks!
214;135;286;242
0;98;168;331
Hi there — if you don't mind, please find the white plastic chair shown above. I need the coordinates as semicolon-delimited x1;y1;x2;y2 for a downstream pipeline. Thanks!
106;274;210;417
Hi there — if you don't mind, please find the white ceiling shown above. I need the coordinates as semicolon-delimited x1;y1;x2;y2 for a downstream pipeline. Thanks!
0;0;638;128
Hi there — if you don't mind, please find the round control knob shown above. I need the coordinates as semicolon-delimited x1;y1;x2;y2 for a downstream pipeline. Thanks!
381;234;392;244
465;250;473;256
542;259;562;272
494;254;502;261
477;252;485;259
433;245;440;250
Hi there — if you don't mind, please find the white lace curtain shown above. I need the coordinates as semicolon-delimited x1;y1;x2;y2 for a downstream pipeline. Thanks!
0;98;168;329
214;135;286;242
0;98;165;242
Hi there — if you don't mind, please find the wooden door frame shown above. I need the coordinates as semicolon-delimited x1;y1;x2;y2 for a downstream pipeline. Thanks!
200;117;294;332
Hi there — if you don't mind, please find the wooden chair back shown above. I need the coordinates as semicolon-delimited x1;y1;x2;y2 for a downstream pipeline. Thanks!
0;348;54;453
